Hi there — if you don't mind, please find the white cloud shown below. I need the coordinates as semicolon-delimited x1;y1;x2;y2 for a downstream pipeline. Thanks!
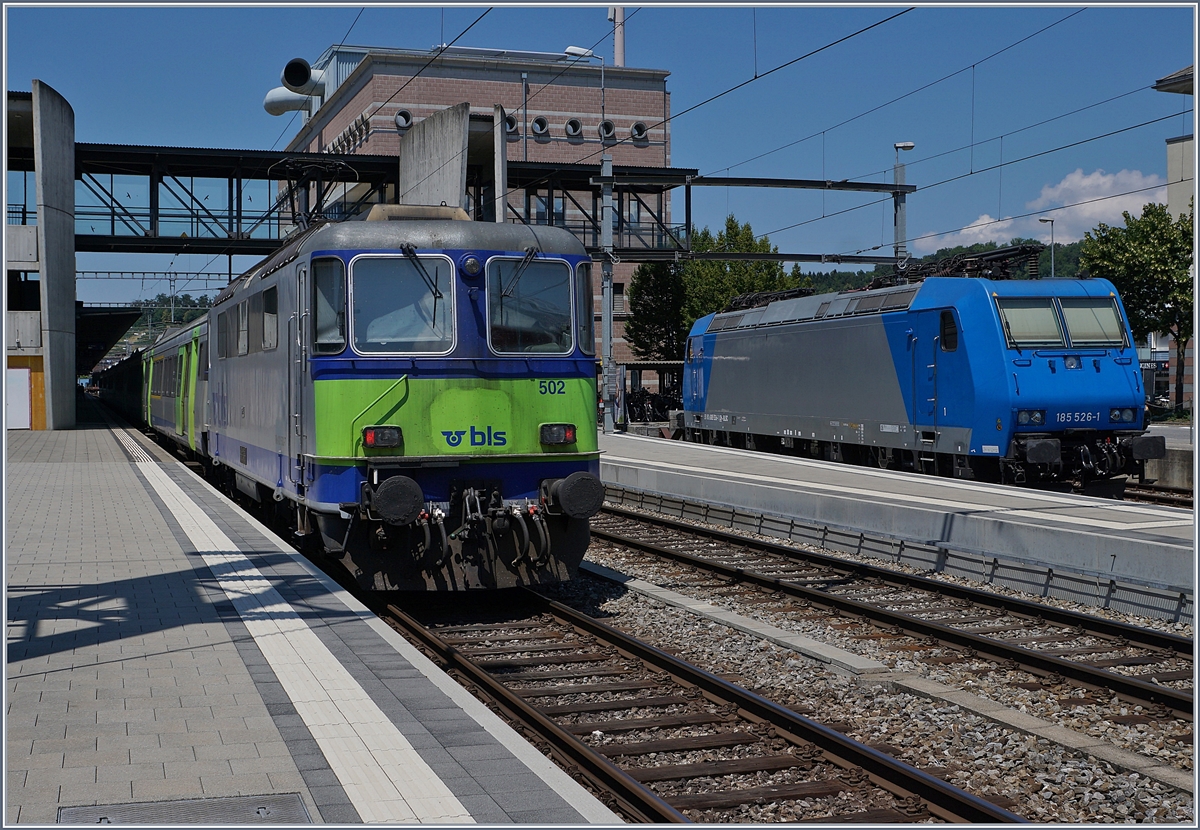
911;168;1167;255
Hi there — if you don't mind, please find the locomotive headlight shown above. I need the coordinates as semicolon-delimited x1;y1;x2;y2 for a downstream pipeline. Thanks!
1110;408;1136;423
1122;408;1135;422
1110;408;1122;422
460;254;482;277
1064;355;1082;370
363;425;402;448
1018;410;1031;425
1017;410;1044;426
540;423;577;445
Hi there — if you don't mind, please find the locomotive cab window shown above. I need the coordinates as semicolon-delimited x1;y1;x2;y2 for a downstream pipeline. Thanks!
996;297;1065;348
576;262;595;355
350;255;454;353
312;258;346;354
939;311;958;352
488;257;573;354
1059;297;1126;348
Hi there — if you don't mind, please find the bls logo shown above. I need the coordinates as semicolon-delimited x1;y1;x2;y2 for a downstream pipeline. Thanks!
442;426;507;447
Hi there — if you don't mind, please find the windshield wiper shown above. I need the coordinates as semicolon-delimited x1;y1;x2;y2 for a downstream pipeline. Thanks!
402;243;443;324
501;246;539;297
1003;316;1022;355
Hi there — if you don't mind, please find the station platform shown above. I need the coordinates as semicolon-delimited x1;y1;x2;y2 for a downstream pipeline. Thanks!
598;432;1195;623
5;401;620;825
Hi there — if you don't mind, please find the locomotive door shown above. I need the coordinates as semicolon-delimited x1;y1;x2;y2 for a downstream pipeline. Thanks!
686;337;703;410
288;264;307;487
176;344;190;437
911;311;940;435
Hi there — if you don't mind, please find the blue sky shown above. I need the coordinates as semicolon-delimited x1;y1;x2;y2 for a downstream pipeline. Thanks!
5;4;1196;304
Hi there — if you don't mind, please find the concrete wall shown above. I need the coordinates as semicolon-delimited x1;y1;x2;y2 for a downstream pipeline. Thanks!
7;312;43;350
1145;447;1193;489
6;225;39;265
32;79;75;429
1165;135;1193;220
398;102;469;208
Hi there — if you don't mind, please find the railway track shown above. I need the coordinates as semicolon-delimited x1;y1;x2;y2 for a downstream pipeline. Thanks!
384;592;1024;823
1124;482;1193;508
591;506;1194;720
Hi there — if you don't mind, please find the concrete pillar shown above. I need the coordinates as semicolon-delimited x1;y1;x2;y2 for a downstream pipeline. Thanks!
32;80;76;429
493;105;508;223
398;102;469;208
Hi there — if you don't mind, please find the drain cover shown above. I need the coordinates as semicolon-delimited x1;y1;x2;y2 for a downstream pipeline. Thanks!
58;794;311;824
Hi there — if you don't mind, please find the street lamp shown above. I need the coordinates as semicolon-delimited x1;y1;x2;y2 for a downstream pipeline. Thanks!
893;142;915;260
565;46;605;122
1039;217;1055;279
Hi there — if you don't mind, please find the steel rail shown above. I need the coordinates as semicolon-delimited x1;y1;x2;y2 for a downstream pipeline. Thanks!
1124;484;1193;509
601;505;1194;656
592;518;1194;717
530;594;1026;823
384;603;689;824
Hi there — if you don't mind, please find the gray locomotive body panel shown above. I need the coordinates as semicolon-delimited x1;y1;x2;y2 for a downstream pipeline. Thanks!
702;314;924;449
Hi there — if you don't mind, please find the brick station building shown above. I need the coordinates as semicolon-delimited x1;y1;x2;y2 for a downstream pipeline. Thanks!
270;44;679;371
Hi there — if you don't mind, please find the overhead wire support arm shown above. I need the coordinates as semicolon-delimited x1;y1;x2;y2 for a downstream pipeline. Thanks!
589;173;915;194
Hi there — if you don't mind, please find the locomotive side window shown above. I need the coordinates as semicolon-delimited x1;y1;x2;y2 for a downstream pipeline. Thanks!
995;297;1065;348
216;311;228;359
488;258;573;354
248;293;263;355
236;301;249;356
262;287;278;351
939;311;958;352
350;256;453;353
198;340;208;381
312;257;346;355
1059;297;1126;348
576;262;595;355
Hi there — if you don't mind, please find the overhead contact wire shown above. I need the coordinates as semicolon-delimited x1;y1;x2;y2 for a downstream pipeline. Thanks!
706;8;1086;178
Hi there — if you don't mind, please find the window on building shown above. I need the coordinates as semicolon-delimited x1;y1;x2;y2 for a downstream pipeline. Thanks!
614;283;625;314
533;195;565;226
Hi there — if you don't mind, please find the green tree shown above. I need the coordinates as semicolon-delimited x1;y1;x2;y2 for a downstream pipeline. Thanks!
1080;201;1194;408
624;262;688;362
1037;239;1081;280
681;215;799;327
136;292;213;328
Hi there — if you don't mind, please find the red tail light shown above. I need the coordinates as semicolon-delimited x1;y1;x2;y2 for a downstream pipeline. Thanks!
539;423;577;445
363;426;402;448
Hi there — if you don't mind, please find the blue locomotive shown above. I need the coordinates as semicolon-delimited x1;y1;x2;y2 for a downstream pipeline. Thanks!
97;206;604;590
682;250;1165;490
